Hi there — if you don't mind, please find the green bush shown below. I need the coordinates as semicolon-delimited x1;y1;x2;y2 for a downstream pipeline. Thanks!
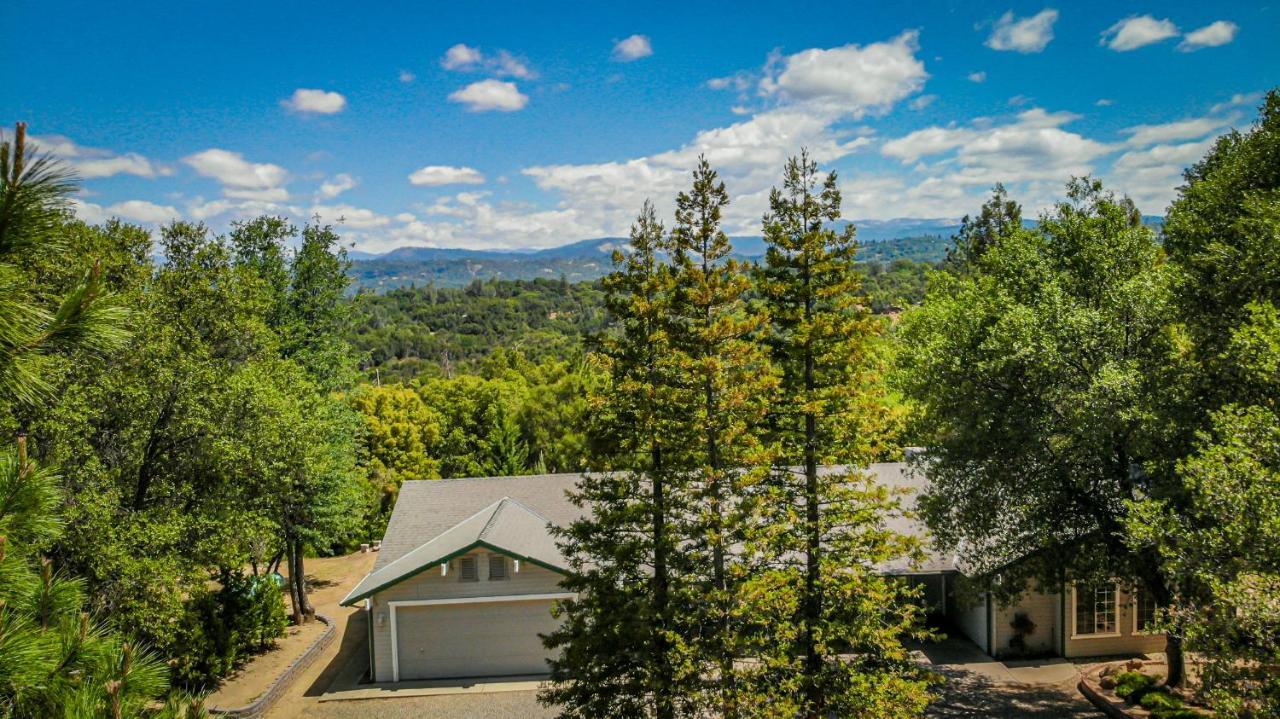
169;571;289;691
1114;671;1156;699
1140;690;1183;710
1150;709;1200;719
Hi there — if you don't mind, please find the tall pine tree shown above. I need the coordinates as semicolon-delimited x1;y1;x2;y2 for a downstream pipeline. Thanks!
665;158;776;718
754;151;931;718
542;201;697;718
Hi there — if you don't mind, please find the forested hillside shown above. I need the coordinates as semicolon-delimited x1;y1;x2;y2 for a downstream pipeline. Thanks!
349;259;932;377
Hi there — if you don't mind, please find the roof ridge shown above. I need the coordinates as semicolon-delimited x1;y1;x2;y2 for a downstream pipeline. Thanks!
478;496;511;539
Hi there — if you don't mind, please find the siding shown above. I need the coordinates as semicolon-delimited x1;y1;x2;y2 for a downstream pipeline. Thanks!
1064;585;1167;659
369;548;568;682
990;584;1059;658
953;593;989;654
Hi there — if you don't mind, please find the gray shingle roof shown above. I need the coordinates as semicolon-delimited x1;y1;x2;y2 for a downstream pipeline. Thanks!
349;463;955;605
341;496;571;605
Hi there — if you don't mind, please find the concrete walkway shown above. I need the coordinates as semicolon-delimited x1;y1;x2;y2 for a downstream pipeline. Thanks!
915;637;1100;718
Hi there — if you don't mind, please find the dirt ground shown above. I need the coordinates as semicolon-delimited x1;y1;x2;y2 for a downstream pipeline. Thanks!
197;551;378;716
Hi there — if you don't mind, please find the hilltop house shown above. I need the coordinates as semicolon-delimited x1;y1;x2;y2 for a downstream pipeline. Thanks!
341;464;1165;682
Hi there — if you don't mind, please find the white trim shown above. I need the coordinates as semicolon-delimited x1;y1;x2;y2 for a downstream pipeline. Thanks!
388;593;575;683
1070;583;1122;640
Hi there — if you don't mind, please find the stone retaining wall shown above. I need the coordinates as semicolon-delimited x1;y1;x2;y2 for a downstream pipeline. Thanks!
209;614;336;718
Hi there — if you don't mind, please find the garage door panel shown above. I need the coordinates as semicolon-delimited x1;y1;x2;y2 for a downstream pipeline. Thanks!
396;599;561;680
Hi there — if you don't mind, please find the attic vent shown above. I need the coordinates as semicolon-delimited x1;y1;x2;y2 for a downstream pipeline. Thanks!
459;556;479;582
489;554;508;580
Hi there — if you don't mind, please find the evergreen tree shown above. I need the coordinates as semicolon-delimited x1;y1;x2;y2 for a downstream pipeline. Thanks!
665;157;776;717
542;201;697;718
755;151;931;718
945;183;1021;269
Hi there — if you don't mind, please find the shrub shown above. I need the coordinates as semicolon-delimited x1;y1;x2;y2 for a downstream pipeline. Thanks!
1150;709;1200;719
169;571;288;691
1114;671;1156;699
1140;690;1183;711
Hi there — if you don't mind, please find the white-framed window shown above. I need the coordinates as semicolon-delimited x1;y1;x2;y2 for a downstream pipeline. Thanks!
1072;582;1119;638
458;555;479;582
1133;587;1160;634
488;554;508;580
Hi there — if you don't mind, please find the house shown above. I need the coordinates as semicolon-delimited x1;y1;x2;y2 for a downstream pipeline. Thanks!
341;463;1165;682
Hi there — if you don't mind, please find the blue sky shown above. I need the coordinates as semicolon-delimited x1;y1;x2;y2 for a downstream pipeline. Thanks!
3;0;1276;251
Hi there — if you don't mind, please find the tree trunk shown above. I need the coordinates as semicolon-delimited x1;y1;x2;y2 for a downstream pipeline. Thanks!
293;539;315;620
285;539;304;625
651;444;673;719
1165;632;1185;687
802;253;823;719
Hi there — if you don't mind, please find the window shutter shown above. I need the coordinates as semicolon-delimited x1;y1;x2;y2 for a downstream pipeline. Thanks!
459;556;479;582
489;554;507;580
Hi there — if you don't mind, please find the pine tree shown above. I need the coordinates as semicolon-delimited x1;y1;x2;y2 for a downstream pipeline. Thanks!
754;151;931;718
665;157;776;718
542;201;697;718
945;183;1021;269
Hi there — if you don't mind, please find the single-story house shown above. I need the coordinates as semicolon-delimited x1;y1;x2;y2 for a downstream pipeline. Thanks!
342;463;1165;682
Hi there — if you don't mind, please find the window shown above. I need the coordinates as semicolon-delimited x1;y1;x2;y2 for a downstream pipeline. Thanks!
1074;583;1118;636
488;554;508;580
1134;588;1159;633
458;556;479;582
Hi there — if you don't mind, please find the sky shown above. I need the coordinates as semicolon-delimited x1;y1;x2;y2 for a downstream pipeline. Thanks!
3;0;1277;253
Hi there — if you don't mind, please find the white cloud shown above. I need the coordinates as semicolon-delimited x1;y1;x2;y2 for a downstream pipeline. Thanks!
910;94;937;110
1101;15;1179;51
1210;91;1262;114
968;71;987;83
1096;98;1114;107
448;80;529;112
881;108;1111;188
759;31;928;114
408;165;486;186
183;149;288;190
71;198;179;225
399;69;416;83
1122;117;1225;147
612;35;653;62
440;43;534;78
28;134;166;179
1109;137;1217;212
308;203;392;229
225;187;290;202
1179;20;1239;51
281;88;347;114
318;173;357;199
985;9;1059;53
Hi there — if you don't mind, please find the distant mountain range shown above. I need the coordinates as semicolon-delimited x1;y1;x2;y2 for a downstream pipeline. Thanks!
347;216;1164;291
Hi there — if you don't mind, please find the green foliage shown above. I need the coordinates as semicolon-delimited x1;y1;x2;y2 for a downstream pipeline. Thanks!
1140;689;1184;710
170;574;288;691
860;259;933;313
349;278;607;381
1113;671;1156;699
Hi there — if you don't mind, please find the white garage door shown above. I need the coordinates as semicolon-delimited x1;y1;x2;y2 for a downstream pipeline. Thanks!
395;598;562;680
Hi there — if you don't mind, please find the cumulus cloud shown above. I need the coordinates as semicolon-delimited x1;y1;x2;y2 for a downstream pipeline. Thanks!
1121;117;1225;147
29;134;166;179
408;165;486;186
183;149;288;192
1109;137;1218;212
448;79;529;112
968;71;987;83
881;108;1111;187
612;35;653;62
1101;15;1179;51
399;69;416;83
71;198;180;225
307;203;392;229
281;88;347;114
440;43;534;78
318;173;358;199
759;31;928;114
985;9;1059;53
1179;20;1238;51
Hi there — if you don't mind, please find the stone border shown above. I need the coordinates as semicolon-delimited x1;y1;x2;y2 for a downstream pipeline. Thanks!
209;614;336;718
1077;660;1211;719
